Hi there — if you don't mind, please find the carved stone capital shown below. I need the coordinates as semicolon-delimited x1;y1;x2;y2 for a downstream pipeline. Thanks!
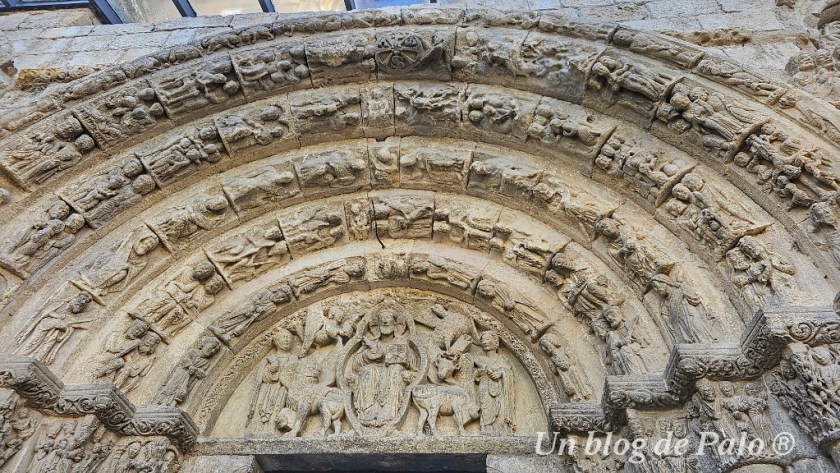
549;403;623;433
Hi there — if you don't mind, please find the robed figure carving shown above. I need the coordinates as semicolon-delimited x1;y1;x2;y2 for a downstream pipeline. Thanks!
339;298;426;436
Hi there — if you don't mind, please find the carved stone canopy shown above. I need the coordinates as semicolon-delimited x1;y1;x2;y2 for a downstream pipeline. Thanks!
0;5;839;472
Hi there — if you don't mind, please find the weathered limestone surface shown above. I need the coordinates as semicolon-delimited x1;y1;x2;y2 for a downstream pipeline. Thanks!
0;3;839;473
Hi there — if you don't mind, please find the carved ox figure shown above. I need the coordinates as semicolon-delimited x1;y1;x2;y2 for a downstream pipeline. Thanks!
411;351;480;436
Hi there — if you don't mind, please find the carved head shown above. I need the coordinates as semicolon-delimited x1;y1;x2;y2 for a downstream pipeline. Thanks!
738;237;765;260
811;346;834;366
70;291;93;313
191;261;216;281
65;214;86;233
377;308;396;336
327;306;345;322
203;195;229;213
133;234;160;256
47;200;72;220
199;336;222;357
815;49;835;70
54;117;84;140
719;381;735;397
480;331;500;352
345;260;366;278
744;383;762;397
204;275;226;295
671;183;692;202
475;279;495;300
126;441;143;458
627;420;646;439
603;305;623;329
673;421;687;438
270;284;293;304
594;217;621;240
696;382;715;402
125;319;150;339
272;327;294;352
648;274;673;296
139;331;161;355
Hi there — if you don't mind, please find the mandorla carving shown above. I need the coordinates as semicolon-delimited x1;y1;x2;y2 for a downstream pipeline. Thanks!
225;295;534;438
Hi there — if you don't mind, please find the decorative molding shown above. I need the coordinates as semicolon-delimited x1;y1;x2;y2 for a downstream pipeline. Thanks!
0;356;198;450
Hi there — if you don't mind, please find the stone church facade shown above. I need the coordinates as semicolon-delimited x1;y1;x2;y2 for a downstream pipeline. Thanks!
1;1;840;471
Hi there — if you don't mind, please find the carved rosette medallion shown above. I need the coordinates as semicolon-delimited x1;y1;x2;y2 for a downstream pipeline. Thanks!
375;32;428;72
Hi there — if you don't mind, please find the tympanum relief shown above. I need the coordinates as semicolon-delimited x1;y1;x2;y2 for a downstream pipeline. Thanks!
213;290;548;438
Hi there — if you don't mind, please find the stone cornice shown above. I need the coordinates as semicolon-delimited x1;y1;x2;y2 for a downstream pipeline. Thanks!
0;356;198;450
551;303;840;433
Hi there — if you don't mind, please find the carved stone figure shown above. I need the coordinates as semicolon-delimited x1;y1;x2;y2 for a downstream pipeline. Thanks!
409;254;475;291
94;319;162;392
598;308;647;375
475;278;552;341
473;331;514;435
646;272;715;344
153;57;242;117
295;149;368;192
657;83;762;159
344;300;421;434
216;104;290;153
299;306;354;355
209;284;293;346
247;328;297;433
725;236;796;309
370;194;433;240
207;222;289;284
133;260;225;336
280;205;346;254
2;200;86;277
64;158;156;228
149;193;230;251
538;333;592;401
0;392;36;467
222;165;300;212
107;439;181;473
589;54;673;105
16;290;96;364
2;114;96;187
136;126;223;186
157;335;222;406
75;85;165;148
233;43;309;97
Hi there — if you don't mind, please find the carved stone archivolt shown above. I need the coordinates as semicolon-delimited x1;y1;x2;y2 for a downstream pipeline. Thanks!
0;5;840;472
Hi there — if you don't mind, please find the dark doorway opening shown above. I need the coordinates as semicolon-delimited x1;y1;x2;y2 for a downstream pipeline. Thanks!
256;454;488;473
